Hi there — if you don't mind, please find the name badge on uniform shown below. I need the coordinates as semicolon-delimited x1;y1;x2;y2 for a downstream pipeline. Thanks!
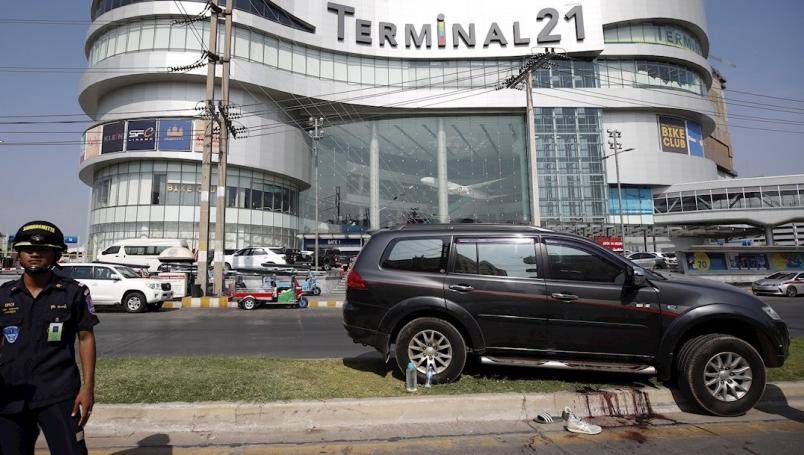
48;322;64;342
3;326;19;344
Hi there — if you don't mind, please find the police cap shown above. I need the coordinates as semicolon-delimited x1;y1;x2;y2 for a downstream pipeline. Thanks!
12;221;68;252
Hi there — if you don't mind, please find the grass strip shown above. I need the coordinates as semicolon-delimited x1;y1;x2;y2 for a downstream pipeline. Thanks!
95;338;802;404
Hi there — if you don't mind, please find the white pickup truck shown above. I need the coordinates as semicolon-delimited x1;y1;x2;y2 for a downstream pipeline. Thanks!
60;263;173;313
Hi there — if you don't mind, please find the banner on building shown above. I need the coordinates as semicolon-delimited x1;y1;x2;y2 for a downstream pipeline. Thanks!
686;252;729;272
658;116;688;154
658;116;706;158
101;121;125;154
687;121;704;157
593;236;623;251
192;119;219;154
126;120;157;151
158;119;192;151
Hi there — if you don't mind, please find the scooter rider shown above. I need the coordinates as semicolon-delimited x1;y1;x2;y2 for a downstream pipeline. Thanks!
0;221;99;455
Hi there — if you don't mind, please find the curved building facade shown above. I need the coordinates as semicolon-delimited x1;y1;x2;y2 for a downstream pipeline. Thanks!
79;0;730;254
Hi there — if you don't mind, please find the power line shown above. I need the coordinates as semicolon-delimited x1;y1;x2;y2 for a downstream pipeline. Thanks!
726;89;804;104
6;73;804;147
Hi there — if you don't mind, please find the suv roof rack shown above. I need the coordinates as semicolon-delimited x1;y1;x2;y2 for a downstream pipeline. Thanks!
390;223;554;233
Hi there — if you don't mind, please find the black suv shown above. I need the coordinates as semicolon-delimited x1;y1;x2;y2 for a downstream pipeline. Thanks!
343;224;790;416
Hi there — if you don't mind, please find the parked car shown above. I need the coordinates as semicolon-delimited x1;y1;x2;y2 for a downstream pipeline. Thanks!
60;263;173;313
230;247;287;270
322;248;359;271
627;252;677;269
96;239;189;272
343;224;790;416
752;272;804;297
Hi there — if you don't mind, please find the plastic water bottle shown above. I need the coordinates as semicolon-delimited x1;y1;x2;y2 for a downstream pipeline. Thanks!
405;362;417;392
425;364;434;388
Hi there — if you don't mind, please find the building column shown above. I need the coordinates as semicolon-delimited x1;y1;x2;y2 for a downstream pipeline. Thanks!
437;119;449;223
369;122;380;230
765;225;775;246
515;129;530;223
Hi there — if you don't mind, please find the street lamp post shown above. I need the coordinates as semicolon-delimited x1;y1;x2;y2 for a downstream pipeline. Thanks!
604;129;634;252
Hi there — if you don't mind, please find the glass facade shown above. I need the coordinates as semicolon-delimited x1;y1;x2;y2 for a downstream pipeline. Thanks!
88;160;299;255
305;115;531;230
608;187;654;215
604;22;704;56
654;184;803;214
87;19;707;96
91;0;314;32
534;58;706;95
535;108;607;224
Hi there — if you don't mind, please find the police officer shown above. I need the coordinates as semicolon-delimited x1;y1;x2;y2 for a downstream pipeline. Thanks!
0;221;99;455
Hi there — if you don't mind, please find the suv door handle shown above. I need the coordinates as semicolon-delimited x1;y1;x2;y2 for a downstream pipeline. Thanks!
551;293;579;301
449;284;474;293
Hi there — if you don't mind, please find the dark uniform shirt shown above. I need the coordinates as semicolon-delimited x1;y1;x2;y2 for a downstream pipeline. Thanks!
0;274;99;414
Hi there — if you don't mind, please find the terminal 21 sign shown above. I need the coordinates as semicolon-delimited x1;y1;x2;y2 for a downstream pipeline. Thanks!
323;1;604;56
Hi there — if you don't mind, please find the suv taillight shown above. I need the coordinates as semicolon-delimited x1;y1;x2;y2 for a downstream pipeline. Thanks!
346;269;367;290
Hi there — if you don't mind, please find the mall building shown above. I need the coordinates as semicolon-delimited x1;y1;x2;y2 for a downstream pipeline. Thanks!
79;0;765;255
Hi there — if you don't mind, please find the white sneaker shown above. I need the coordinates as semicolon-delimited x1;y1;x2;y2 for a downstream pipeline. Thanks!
562;407;602;435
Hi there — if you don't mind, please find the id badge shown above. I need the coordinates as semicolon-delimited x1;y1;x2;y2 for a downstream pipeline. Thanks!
48;322;64;342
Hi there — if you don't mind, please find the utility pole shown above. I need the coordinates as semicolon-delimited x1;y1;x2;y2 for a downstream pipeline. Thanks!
500;49;558;228
308;117;324;271
197;0;220;296
212;0;234;296
606;130;631;250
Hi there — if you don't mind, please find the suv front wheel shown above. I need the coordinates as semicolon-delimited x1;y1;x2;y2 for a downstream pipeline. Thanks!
677;334;766;416
395;317;467;384
123;291;148;313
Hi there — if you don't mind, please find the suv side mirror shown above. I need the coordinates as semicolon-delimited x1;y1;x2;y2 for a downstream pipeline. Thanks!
625;266;647;288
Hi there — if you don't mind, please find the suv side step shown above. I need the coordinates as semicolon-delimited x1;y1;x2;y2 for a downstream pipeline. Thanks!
479;356;656;375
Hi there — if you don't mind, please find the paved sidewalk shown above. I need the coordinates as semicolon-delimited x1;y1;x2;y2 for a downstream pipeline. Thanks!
36;381;804;452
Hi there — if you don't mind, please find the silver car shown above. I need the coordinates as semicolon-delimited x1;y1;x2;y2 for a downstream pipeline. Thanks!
752;272;804;297
627;252;677;270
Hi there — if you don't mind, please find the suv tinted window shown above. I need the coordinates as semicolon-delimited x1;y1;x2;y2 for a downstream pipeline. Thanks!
382;238;445;273
546;240;624;283
93;266;117;280
453;238;539;279
67;266;93;280
102;246;120;255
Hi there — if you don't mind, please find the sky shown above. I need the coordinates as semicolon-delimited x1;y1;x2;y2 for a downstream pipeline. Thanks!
0;0;803;240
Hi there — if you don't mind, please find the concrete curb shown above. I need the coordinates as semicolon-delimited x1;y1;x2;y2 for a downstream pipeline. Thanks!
85;381;804;435
306;300;343;308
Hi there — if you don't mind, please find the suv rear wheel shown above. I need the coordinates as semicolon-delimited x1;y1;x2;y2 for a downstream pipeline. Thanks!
395;317;467;384
677;334;766;416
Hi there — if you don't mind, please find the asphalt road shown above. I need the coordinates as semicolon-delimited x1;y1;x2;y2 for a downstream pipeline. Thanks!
87;295;803;358
93;306;373;358
762;295;804;337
